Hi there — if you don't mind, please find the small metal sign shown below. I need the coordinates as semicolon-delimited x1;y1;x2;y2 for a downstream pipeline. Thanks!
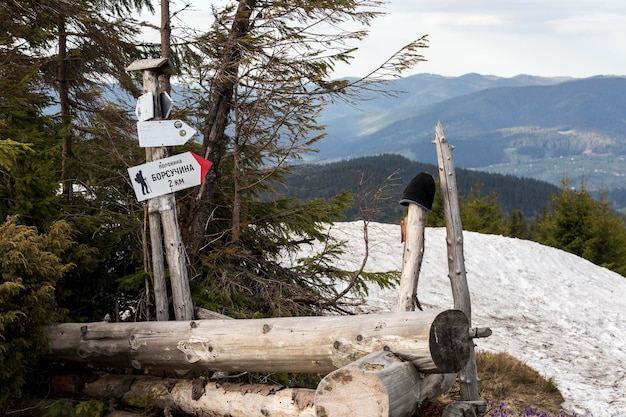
135;92;154;121
136;120;197;148
160;92;173;119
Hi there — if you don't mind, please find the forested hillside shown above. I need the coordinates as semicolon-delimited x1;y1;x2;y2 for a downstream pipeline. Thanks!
314;75;626;212
282;154;560;223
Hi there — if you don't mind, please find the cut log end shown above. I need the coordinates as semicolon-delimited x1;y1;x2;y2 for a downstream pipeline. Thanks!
315;351;421;417
428;309;471;373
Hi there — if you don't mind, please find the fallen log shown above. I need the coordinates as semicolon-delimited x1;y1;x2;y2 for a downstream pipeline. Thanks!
51;373;316;417
48;358;457;417
44;309;470;374
315;351;454;417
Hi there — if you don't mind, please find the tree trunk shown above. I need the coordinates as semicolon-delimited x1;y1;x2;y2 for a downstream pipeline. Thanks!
43;310;470;375
433;121;481;401
50;373;316;417
188;0;257;254
57;14;72;201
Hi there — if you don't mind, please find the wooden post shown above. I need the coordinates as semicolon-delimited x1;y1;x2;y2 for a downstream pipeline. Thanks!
315;351;422;417
433;121;481;401
126;59;194;321
397;172;435;312
44;310;470;375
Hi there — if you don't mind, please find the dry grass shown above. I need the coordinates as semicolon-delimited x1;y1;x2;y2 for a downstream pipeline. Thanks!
476;351;565;414
439;350;569;416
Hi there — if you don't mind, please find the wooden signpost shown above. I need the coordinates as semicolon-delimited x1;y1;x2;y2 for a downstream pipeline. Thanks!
125;58;199;321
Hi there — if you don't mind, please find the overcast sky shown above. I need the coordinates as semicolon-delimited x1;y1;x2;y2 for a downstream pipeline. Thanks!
156;0;626;79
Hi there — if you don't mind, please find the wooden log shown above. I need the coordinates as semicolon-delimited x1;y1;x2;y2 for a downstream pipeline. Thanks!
315;351;420;417
315;351;458;417
433;121;481;400
44;310;470;375
194;306;233;320
51;373;316;417
397;203;427;311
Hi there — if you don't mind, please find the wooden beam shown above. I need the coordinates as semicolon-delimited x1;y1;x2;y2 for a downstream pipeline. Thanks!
44;310;470;375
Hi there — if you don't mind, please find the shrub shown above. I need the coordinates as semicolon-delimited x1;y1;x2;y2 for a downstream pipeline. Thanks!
0;216;74;412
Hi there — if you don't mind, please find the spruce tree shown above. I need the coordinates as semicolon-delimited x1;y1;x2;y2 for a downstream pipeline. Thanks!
0;217;75;412
172;0;427;316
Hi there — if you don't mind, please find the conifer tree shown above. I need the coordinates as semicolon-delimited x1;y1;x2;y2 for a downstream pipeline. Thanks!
535;179;626;276
508;209;529;239
0;217;75;412
170;0;427;316
459;183;507;235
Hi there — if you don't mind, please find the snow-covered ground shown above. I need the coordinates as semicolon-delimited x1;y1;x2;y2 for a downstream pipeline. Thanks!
283;221;626;417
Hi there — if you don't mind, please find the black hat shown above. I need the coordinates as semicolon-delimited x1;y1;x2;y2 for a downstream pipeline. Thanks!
399;172;436;211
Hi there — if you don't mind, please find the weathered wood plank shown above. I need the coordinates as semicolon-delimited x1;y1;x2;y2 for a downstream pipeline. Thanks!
44;310;470;375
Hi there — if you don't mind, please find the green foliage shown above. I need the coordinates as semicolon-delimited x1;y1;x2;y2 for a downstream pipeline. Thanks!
190;189;399;317
0;216;75;412
460;184;508;235
533;179;626;276
508;209;529;239
41;399;105;417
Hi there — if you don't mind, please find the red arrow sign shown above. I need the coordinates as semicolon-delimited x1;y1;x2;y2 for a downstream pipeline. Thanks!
127;152;212;202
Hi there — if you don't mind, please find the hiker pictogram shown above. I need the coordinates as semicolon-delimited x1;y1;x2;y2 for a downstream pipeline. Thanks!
134;170;150;195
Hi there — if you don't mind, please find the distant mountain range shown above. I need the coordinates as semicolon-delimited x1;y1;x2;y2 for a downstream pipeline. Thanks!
313;73;626;209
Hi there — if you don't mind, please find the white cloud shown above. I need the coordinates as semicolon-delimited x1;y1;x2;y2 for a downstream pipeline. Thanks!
139;0;626;79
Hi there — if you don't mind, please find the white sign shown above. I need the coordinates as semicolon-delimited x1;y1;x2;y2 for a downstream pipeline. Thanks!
127;152;212;202
135;92;154;121
137;120;197;148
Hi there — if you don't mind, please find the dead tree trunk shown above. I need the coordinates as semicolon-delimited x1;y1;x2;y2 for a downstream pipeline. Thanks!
43;310;470;375
433;121;481;401
51;373;316;417
398;203;427;311
397;172;436;312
